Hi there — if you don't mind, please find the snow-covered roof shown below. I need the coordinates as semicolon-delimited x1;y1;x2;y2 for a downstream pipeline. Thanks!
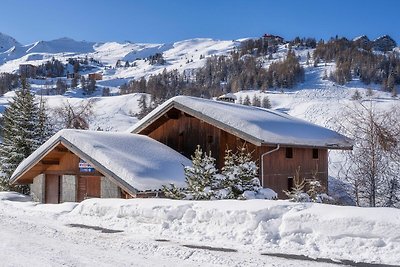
217;93;237;100
11;129;191;192
128;96;352;149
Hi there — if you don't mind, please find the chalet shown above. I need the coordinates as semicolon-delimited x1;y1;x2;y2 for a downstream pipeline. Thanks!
262;34;285;44
19;64;37;78
88;73;103;80
217;93;237;103
10;129;190;203
128;96;352;198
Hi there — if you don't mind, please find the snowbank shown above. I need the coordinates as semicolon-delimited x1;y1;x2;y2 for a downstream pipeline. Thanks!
0;191;31;202
64;198;400;265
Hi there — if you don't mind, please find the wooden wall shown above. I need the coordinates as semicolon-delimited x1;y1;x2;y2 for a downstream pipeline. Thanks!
146;110;328;198
260;147;328;198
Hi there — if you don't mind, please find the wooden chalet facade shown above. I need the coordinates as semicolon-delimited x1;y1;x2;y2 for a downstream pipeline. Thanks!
10;130;190;203
129;96;352;198
88;73;103;80
19;64;37;78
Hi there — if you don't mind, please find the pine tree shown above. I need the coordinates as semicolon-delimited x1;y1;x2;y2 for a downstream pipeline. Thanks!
252;95;261;107
235;146;259;193
220;149;237;199
242;95;251;105
0;81;52;193
220;146;260;199
136;94;153;119
184;145;218;200
162;183;185;199
261;96;271;109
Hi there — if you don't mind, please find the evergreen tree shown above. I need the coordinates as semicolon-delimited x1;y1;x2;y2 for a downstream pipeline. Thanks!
0;81;52;193
184;145;218;200
243;95;251;105
252;95;261;107
71;75;79;88
220;146;260;199
136;94;154;119
261;96;272;109
162;183;185;199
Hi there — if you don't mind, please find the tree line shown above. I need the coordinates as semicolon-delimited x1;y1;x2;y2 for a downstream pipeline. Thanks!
120;48;304;107
314;36;400;93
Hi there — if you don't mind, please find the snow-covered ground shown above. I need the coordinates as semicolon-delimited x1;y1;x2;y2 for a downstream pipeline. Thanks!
0;192;399;266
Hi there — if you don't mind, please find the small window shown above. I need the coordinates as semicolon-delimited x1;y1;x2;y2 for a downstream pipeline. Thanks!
285;147;293;159
312;149;319;159
207;135;214;144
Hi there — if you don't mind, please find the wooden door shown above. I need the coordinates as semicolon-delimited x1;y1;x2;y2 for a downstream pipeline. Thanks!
86;176;101;198
77;176;87;202
45;175;60;204
77;176;101;202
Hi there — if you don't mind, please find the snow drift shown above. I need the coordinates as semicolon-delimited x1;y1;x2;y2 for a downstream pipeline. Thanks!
65;198;400;265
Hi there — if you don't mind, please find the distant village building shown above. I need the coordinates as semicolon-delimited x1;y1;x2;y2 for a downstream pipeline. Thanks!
66;72;80;79
217;93;237;103
262;34;284;44
88;73;103;80
19;64;37;78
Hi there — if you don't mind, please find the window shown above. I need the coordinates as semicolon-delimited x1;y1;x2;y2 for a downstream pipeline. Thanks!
207;135;214;144
285;147;293;159
312;148;319;159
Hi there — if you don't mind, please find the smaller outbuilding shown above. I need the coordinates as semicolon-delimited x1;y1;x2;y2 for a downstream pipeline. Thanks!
10;129;190;203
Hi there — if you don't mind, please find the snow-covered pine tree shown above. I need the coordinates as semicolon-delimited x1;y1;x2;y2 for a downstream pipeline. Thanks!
0;80;53;193
162;183;185;199
235;146;259;192
184;145;218;200
220;146;264;199
261;96;271;109
219;148;237;199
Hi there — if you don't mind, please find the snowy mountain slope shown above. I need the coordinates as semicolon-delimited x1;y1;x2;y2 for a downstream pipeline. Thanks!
0;34;237;84
26;37;96;54
0;32;21;53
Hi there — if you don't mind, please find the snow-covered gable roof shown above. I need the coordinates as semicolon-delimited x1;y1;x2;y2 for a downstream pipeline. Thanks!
11;129;191;192
128;96;352;149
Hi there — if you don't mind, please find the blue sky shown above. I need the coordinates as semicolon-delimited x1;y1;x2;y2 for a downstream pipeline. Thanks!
1;0;399;44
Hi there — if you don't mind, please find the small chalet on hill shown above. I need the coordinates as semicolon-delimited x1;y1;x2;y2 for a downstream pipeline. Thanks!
129;96;352;198
10;129;190;203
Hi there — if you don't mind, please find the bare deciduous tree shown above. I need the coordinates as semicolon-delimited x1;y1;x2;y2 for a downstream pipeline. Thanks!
54;100;94;130
337;102;400;207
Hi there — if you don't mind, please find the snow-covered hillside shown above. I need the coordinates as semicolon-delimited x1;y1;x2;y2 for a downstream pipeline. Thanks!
0;193;399;266
0;34;237;89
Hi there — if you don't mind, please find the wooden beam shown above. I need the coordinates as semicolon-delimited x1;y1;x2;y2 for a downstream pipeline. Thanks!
55;147;69;153
41;160;60;165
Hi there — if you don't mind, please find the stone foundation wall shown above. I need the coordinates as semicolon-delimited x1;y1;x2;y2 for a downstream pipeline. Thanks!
61;175;76;202
101;177;120;198
31;174;45;203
